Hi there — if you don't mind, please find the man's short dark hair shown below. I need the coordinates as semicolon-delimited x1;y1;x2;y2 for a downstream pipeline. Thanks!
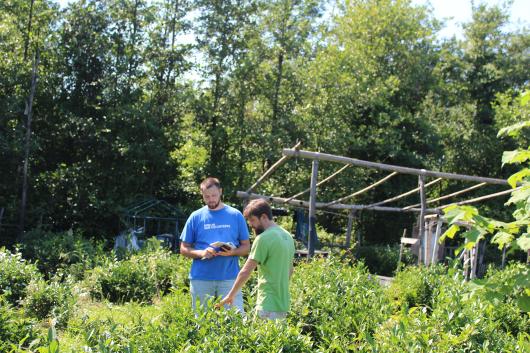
200;177;221;191
243;199;273;220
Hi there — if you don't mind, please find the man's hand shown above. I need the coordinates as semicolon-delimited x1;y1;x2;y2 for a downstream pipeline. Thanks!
216;247;235;257
216;295;234;308
202;247;217;260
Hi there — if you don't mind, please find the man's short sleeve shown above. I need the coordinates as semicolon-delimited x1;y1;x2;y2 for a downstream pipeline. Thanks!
249;236;267;264
180;215;196;244
238;212;250;241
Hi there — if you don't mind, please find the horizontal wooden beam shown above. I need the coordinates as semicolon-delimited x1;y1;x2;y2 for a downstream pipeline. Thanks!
401;237;419;245
237;191;440;214
283;149;508;185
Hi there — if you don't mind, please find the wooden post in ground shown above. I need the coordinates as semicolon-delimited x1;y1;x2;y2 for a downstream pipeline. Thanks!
432;216;443;265
345;210;354;249
471;240;480;280
308;160;319;259
425;219;434;265
463;249;470;281
418;175;427;265
398;228;407;265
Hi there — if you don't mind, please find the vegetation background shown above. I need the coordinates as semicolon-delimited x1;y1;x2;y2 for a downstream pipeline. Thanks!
1;0;528;246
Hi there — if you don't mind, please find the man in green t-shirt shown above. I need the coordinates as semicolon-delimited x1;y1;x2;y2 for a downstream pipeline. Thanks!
218;199;295;320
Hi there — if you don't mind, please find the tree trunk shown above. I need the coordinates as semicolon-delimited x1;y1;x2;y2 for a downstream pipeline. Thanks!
19;47;40;241
272;51;284;122
23;0;35;61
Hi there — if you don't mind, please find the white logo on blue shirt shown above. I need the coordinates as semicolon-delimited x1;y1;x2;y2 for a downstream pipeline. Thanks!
204;223;231;230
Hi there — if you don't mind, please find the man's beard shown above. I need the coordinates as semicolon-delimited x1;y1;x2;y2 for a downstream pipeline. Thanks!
207;200;221;209
254;225;265;235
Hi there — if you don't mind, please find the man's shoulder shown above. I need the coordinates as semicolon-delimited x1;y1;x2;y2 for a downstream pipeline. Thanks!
262;226;292;240
270;225;291;235
187;206;208;219
222;204;244;216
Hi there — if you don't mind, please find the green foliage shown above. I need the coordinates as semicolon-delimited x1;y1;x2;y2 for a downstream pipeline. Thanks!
12;255;530;352
470;263;530;318
441;91;529;312
388;265;448;311
20;229;108;279
289;258;391;351
357;244;417;276
85;247;188;303
0;248;42;305
0;296;36;353
22;278;76;328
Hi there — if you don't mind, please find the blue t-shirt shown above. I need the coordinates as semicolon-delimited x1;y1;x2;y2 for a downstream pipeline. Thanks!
180;205;250;280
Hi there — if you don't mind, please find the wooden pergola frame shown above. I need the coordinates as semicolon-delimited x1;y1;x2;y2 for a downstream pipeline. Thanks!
237;146;511;259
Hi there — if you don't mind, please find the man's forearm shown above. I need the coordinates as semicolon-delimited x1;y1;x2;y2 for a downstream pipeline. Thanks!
181;248;202;259
230;243;250;256
180;243;210;259
227;259;257;298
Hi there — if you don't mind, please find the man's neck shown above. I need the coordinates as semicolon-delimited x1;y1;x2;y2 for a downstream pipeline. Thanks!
262;220;276;231
209;202;225;211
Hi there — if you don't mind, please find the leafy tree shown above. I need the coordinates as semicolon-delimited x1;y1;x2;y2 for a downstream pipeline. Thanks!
441;90;530;312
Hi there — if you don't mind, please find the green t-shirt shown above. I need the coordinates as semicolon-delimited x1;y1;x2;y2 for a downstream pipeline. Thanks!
249;225;295;312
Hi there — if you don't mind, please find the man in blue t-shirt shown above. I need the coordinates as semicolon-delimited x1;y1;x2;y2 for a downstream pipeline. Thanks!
180;177;250;313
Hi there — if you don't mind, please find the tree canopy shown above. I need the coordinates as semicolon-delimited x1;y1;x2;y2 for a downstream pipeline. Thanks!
0;0;528;243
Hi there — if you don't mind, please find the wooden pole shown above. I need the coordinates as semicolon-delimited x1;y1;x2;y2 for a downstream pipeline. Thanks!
471;241;479;280
356;212;362;258
283;149;508;185
367;178;442;207
501;245;507;268
432;216;443;265
403;182;488;209
246;142;301;193
437;187;520;209
398;228;407;266
425;219;434;265
464;250;470;281
285;164;350;202
308;160;319;259
236;191;440;214
345;210;354;248
325;172;398;207
418;175;427;265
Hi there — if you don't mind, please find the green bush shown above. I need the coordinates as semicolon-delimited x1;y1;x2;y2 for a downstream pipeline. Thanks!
0;296;36;352
27;256;530;352
61;289;313;353
22;278;76;328
358;244;416;276
375;265;529;352
387;264;448;311
471;263;530;336
85;247;188;303
0;248;42;305
289;257;392;351
20;229;108;279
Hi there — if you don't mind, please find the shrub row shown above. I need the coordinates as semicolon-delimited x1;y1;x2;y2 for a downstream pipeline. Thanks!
20;229;108;280
57;258;528;352
85;245;189;303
